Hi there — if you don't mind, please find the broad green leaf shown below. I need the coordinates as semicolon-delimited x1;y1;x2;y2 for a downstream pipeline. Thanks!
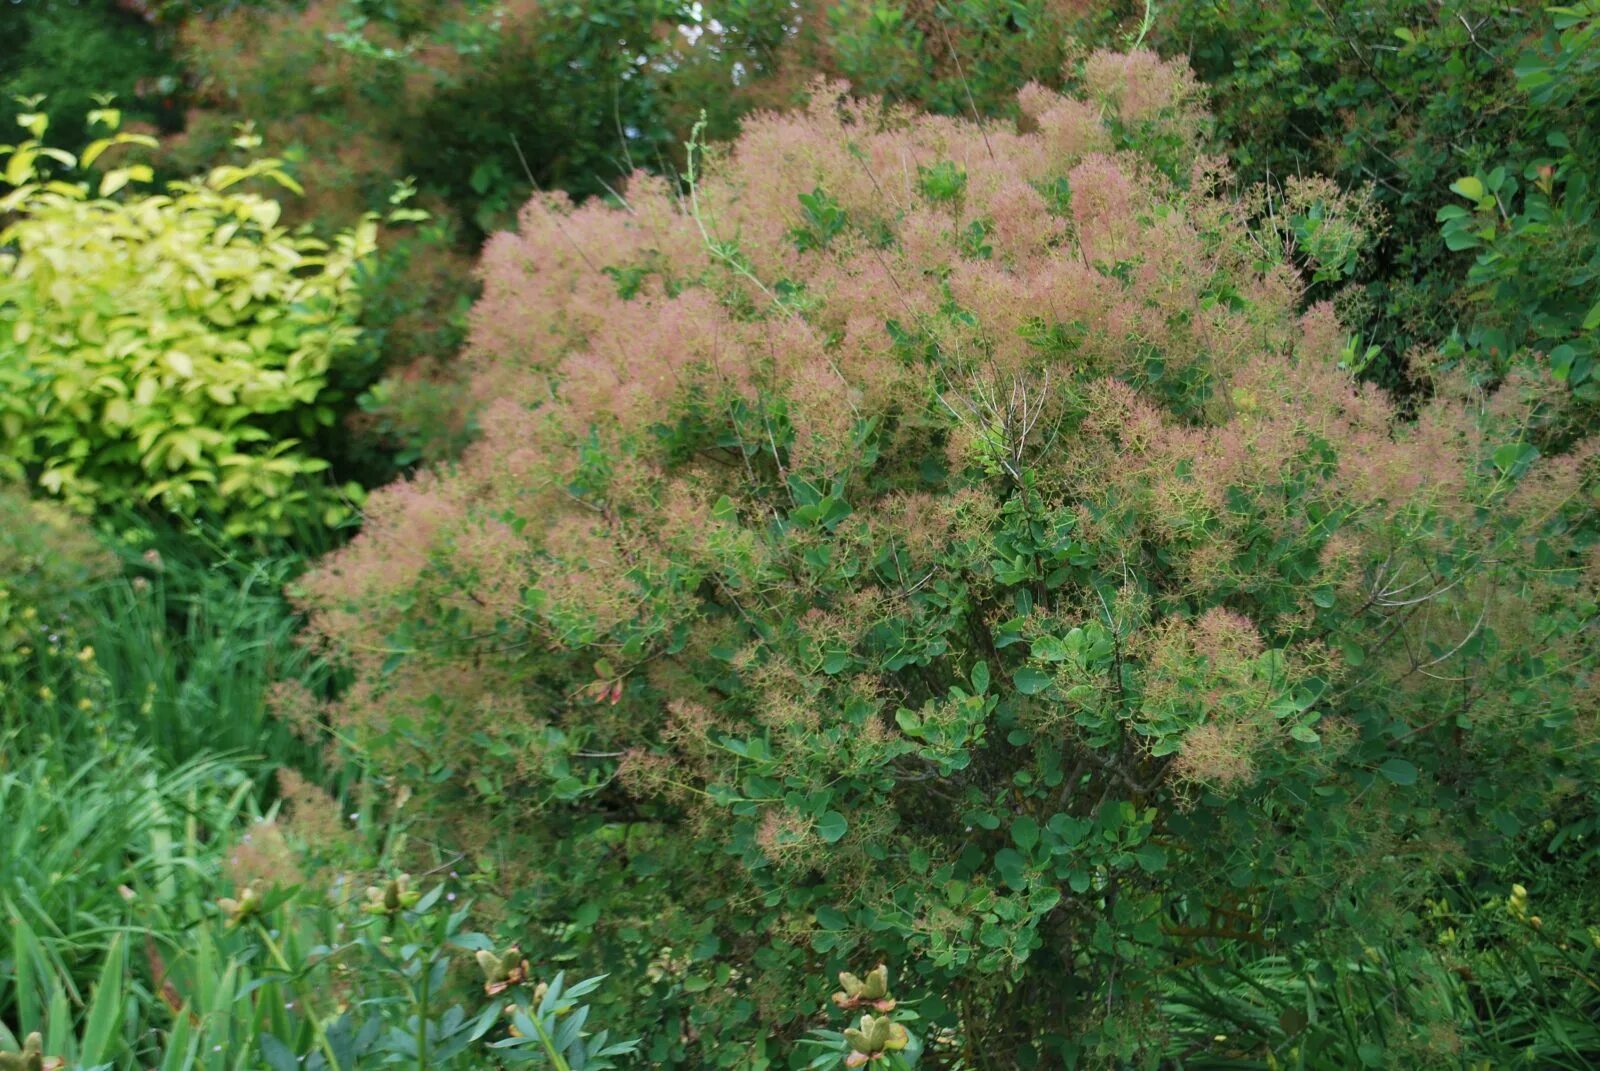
1029;636;1071;662
994;848;1028;889
1133;844;1167;873
1378;758;1419;786
816;811;848;843
1493;441;1538;475
1013;668;1052;695
99;169;130;197
971;661;990;695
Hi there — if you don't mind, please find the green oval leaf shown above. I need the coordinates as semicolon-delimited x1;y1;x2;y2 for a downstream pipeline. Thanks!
1378;758;1419;786
816;811;848;843
1013;667;1052;695
971;660;991;695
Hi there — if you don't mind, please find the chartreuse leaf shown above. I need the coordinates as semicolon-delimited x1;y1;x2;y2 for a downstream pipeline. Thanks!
0;122;375;534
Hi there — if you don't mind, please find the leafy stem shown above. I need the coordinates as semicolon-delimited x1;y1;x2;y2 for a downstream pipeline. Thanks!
250;918;342;1071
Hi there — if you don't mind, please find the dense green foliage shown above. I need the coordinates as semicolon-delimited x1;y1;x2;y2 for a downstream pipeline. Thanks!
0;731;635;1070
0;118;375;535
0;1;183;148
1435;2;1600;423
757;0;1099;118
1154;0;1600;407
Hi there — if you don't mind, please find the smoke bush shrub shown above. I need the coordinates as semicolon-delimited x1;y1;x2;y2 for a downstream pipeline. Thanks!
297;52;1600;1066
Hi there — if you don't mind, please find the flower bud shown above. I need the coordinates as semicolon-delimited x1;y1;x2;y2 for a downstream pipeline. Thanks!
833;963;895;1011
1506;884;1531;921
364;875;423;917
219;885;262;928
479;946;529;995
845;1014;903;1057
0;1032;44;1071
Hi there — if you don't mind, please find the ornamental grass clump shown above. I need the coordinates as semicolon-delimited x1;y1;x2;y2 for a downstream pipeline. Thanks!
297;52;1600;1066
